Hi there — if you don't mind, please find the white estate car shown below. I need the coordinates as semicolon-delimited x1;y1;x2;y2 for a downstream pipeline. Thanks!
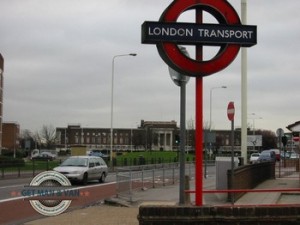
249;153;260;164
53;156;108;184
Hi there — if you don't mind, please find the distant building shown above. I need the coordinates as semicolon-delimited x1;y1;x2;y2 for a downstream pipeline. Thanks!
139;120;178;151
56;120;180;152
2;122;20;152
287;121;300;134
56;121;266;154
286;121;300;151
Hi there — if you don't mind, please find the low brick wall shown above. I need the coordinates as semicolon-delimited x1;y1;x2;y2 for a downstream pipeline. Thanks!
227;162;275;201
138;205;300;225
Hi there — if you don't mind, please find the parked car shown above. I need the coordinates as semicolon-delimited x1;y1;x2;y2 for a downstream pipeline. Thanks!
53;156;108;184
257;150;276;163
249;153;260;164
31;152;56;161
88;150;109;159
269;149;280;161
280;151;291;159
290;152;299;159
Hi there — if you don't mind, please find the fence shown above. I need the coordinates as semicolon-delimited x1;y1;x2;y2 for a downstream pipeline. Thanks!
116;162;195;201
0;159;59;179
277;158;299;178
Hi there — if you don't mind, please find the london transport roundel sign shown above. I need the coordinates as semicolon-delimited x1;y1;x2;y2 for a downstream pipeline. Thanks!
142;0;257;77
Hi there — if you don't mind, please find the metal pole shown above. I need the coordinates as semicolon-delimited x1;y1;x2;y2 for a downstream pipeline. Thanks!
241;0;248;164
129;170;133;202
231;119;235;205
110;56;116;166
207;86;226;178
110;54;136;166
13;125;16;158
279;133;282;178
152;169;155;188
64;128;67;150
204;130;207;179
209;86;227;132
253;118;255;151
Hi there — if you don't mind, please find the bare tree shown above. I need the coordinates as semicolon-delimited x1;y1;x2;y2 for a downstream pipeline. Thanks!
38;125;58;149
255;129;277;150
19;129;36;150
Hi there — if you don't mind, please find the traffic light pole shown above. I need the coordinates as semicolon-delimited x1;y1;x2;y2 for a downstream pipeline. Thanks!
282;135;288;168
279;133;282;178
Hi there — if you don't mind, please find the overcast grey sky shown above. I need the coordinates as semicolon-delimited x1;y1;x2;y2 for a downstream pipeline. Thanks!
1;0;300;134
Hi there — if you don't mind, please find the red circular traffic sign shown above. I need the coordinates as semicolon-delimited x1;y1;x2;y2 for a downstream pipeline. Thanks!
157;0;241;77
227;101;235;121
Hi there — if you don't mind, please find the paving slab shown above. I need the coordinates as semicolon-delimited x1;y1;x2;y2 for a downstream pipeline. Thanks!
23;176;300;225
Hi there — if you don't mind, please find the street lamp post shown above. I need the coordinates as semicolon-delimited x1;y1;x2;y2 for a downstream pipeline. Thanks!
209;86;227;132
205;86;227;178
168;46;190;205
248;113;262;150
14;125;16;158
64;128;67;150
110;53;137;165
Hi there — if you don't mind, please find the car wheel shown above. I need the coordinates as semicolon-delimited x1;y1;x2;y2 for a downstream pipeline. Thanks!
99;173;106;183
82;173;88;185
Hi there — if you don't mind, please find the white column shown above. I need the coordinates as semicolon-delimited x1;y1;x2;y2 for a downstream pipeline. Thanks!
241;0;248;164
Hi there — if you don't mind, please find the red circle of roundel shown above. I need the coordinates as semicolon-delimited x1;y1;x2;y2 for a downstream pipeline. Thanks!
157;0;241;77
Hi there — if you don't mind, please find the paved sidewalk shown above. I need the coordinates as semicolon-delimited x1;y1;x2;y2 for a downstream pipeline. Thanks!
24;206;139;225
23;176;300;225
236;177;300;205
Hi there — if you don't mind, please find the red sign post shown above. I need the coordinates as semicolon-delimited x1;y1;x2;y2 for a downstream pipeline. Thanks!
142;0;257;206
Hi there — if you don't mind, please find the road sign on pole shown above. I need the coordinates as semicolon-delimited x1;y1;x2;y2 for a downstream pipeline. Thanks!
227;101;235;204
227;101;235;121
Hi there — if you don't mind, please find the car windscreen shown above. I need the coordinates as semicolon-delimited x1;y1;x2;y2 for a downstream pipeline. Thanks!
260;152;270;156
60;158;88;167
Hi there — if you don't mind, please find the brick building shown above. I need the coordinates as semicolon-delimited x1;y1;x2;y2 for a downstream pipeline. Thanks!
2;122;20;152
56;121;262;154
56;120;180;152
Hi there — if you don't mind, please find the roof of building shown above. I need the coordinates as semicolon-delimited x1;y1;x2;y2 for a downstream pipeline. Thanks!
286;121;300;132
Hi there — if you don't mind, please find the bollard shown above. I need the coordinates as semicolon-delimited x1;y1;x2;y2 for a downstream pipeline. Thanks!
184;175;191;205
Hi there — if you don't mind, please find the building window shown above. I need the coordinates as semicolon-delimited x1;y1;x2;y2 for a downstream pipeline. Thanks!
160;133;164;146
166;133;171;145
75;136;79;144
96;137;100;144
